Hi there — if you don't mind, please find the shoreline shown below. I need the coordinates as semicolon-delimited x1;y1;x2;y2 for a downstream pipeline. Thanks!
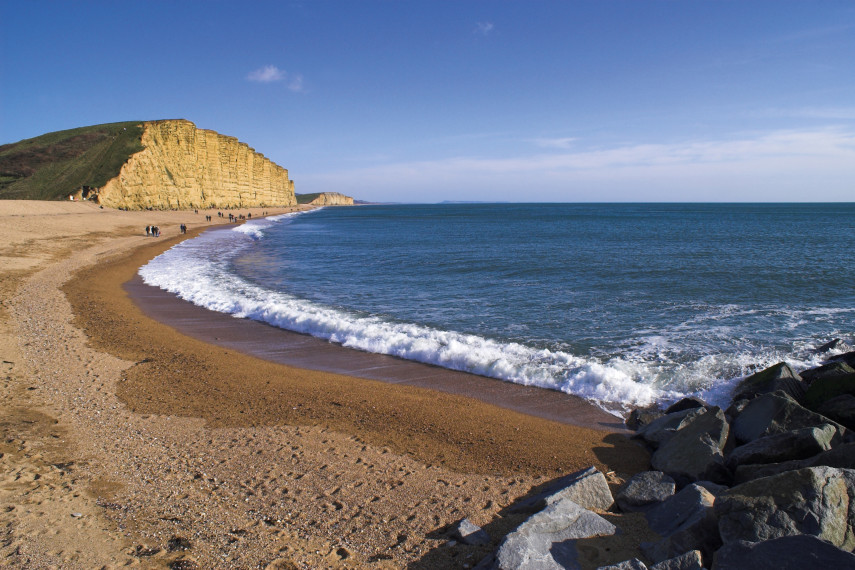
68;223;644;474
125;273;627;433
1;201;650;568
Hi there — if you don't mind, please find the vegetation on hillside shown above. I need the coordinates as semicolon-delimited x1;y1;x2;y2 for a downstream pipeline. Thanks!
0;121;145;200
295;193;323;204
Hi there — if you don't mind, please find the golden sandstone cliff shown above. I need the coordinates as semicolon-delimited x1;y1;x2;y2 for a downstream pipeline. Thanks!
304;192;355;206
94;120;296;210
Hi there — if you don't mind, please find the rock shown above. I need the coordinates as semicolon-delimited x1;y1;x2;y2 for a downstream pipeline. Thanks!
626;408;665;431
723;398;747;422
800;361;855;384
711;535;855;569
730;392;847;445
731;362;806;402
815;394;855;429
167;536;191;551
597;559;649;569
510;466;614;513
495;498;616;570
649;550;703;570
803;372;855;409
99;120;296;210
665;397;708;415
733;441;855;483
642;484;721;564
826;350;855;368
715;466;855;549
633;408;706;450
815;338;852;355
725;424;835;467
453;518;491;546
650;407;730;486
616;471;676;512
169;559;201;570
694;480;728;497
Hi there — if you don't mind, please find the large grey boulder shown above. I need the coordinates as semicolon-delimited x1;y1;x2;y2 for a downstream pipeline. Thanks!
733;441;855;483
725;424;835;467
730;392;848;445
633;408;705;450
494;498;616;570
649;550;703;570
642;484;721;564
731;362;806;402
826;350;855;368
715;466;855;549
664;397;707;415
616;471;676;513
711;535;855;569
816;394;855;430
650;407;730;486
800;361;855;383
510;466;614;514
626;408;665;431
814;338;852;355
804;372;855;409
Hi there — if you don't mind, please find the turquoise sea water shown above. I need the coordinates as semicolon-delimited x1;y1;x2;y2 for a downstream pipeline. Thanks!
140;203;855;413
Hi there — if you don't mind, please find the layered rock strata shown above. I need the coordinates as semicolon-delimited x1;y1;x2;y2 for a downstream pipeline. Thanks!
95;120;296;210
303;192;354;206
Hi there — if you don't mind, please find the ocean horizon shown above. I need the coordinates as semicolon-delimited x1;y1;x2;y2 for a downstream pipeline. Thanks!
139;202;855;415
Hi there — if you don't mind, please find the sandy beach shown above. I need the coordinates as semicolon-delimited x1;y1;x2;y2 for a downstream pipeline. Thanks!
0;201;651;569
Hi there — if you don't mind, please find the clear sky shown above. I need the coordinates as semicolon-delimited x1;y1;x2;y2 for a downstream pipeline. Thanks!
2;1;854;203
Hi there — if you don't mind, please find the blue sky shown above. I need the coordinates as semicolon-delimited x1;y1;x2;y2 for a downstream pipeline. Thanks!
2;1;854;202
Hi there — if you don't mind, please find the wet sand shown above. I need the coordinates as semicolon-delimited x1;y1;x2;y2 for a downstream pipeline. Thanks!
125;274;628;432
1;201;653;569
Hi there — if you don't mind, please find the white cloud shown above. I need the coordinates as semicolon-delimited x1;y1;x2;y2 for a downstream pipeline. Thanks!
475;21;494;35
287;73;305;93
246;65;307;92
298;128;855;203
532;137;577;150
247;65;286;83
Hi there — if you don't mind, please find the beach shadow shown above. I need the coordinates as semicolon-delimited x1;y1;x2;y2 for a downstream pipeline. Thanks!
408;433;651;569
408;475;575;569
591;433;650;475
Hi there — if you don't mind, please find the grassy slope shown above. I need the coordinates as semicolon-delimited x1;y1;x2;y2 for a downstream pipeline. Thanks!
295;193;323;204
0;121;145;200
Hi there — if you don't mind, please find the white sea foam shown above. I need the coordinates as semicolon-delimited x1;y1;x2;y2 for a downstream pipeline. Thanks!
138;212;849;414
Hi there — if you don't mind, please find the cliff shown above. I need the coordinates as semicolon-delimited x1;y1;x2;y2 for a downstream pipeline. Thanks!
296;192;354;206
0;120;296;210
95;120;296;210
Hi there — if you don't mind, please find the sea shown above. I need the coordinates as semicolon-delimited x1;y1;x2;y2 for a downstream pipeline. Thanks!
139;203;855;415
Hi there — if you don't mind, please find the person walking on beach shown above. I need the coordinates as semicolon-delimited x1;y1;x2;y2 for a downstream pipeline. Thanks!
145;225;150;236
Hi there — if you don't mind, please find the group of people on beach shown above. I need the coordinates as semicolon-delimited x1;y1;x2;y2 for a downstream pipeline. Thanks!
142;210;262;239
214;211;252;223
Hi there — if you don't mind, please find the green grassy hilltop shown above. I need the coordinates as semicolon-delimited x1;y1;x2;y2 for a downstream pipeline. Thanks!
0;121;145;201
